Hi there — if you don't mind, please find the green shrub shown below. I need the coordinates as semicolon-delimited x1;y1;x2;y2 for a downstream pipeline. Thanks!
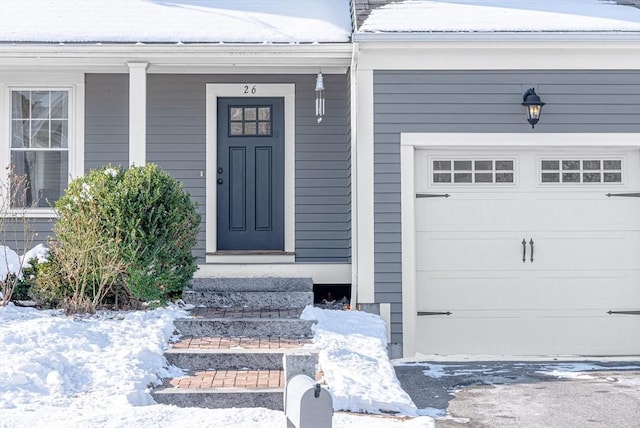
34;164;200;312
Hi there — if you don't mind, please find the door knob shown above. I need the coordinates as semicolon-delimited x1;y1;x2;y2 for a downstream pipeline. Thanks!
217;179;223;185
217;167;223;174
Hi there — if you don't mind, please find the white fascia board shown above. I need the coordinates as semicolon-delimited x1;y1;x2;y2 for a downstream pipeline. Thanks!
353;32;640;43
357;39;640;70
401;133;640;148
0;43;352;74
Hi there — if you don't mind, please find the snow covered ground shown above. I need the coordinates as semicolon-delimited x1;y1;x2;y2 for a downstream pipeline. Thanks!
0;303;433;428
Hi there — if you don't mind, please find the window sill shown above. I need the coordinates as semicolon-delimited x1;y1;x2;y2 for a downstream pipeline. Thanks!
3;209;58;219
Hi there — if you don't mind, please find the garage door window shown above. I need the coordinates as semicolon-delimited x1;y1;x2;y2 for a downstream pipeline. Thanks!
432;159;515;184
540;159;623;184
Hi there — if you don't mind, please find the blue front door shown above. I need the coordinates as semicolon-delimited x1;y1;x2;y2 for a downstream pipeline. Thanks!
217;98;284;250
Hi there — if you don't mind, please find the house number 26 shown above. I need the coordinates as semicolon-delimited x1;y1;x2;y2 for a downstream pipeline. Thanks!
243;85;257;94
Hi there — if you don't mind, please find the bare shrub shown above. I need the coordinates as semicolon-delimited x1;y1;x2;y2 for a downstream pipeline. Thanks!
0;168;36;306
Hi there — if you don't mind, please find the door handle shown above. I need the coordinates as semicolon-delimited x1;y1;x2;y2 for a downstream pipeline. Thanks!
522;239;526;263
218;167;223;174
217;179;223;185
529;239;534;263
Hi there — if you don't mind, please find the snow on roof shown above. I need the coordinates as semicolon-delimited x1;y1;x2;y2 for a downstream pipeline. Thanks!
358;0;640;33
0;0;352;44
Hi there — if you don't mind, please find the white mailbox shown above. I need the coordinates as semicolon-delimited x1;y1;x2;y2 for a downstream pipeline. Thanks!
285;374;333;428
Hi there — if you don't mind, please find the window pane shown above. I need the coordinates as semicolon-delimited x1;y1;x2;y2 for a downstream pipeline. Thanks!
495;172;514;183
475;160;492;170
31;91;50;119
541;160;559;170
453;160;472;171
604;173;622;183
258;107;270;120
50;92;68;119
582;160;601;170
562;160;580;170
230;108;243;121
495;160;514;171
454;173;472;183
258;122;271;136
11;120;29;148
11;151;68;208
433;160;451;171
244;122;257;135
31;120;49;148
583;172;601;183
433;173;451;183
603;160;622;170
562;172;580;182
542;173;559;183
12;91;30;119
244;107;257;121
230;122;243;135
475;173;493;183
51;120;68;148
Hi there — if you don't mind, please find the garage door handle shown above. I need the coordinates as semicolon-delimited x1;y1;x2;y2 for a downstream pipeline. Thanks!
529;239;534;263
522;239;527;263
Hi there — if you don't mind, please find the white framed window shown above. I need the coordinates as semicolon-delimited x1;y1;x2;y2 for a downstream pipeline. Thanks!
539;158;624;185
10;89;70;208
430;157;517;185
1;74;84;217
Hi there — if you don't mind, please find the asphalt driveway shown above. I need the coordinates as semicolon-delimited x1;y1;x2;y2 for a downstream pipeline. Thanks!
394;360;640;428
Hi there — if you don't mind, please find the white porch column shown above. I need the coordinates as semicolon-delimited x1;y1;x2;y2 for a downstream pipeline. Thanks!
355;68;375;303
127;62;148;166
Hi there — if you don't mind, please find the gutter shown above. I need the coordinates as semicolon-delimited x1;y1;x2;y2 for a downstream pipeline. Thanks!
349;41;359;311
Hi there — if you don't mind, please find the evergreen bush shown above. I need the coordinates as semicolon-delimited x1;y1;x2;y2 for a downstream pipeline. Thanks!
34;164;200;312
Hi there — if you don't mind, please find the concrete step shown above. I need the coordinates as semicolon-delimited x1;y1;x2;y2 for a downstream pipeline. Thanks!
166;336;315;370
189;277;313;293
174;318;314;338
152;369;285;410
182;290;313;308
174;307;315;338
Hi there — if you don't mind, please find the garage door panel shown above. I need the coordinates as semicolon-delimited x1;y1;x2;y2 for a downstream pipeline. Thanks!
416;271;526;311
417;232;528;271
417;314;528;355
533;232;640;269
534;270;640;309
538;315;640;355
414;147;640;356
530;195;640;231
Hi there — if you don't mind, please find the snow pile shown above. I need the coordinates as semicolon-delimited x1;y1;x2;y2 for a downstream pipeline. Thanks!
359;0;640;33
0;0;352;43
301;306;418;415
0;304;434;428
0;305;186;410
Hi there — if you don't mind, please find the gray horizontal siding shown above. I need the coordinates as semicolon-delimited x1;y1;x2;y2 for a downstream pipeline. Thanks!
145;74;351;263
373;69;640;347
85;74;129;171
2;218;54;253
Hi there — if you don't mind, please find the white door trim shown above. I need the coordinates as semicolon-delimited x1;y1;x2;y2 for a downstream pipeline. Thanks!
400;132;640;358
205;84;295;262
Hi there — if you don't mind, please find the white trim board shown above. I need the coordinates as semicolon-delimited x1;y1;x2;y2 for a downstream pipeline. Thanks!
196;263;351;284
205;83;295;257
399;132;640;358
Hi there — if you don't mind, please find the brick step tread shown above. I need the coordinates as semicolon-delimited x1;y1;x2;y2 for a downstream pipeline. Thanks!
171;336;314;351
187;307;305;319
166;369;285;389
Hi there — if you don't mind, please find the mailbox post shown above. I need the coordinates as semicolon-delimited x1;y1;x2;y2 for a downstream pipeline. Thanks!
285;374;332;428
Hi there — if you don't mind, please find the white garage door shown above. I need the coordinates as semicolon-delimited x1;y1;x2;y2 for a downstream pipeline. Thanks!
415;148;640;355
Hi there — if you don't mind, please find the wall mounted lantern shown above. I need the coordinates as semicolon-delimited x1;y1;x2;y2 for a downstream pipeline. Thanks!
315;72;325;123
521;88;545;128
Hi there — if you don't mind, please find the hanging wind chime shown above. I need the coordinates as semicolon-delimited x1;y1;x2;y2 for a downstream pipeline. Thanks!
315;72;325;123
